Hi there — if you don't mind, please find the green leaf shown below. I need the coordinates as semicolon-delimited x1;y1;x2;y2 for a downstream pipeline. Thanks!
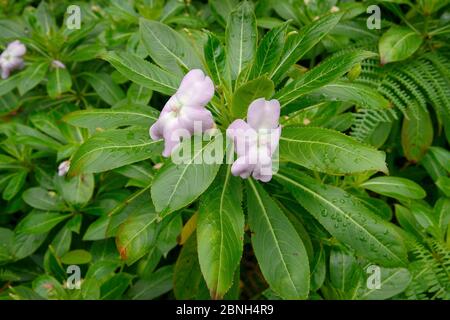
406;200;438;236
360;267;411;300
312;80;390;109
83;73;125;105
127;265;174;300
197;166;244;299
63;104;159;130
435;198;450;236
276;169;408;267
81;279;101;300
173;234;210;299
127;83;153;104
151;135;221;216
18;62;49;95
116;211;158;265
226;1;257;79
140;19;202;75
379;26;423;65
12;233;47;260
61;249;92;265
156;215;182;257
360;176;426;200
436;176;450;197
394;204;423;239
310;244;326;291
0;20;25;40
35;1;56;36
271;13;343;83
329;247;364;299
86;260;121;283
0;228;14;262
0;92;19;116
357;195;393;221
51;225;72;256
204;33;229;89
55;174;95;207
8;286;45;300
275;50;375;106
0;73;21;96
103;51;179;95
22;187;64;211
69;128;163;175
33;275;67;300
68;44;106;62
247;179;310;299
279;127;388;175
46;67;72;98
100;273;134;300
2;171;27;201
428;147;450;173
16;211;70;234
231;76;274;119
402;106;433;162
250;22;289;79
209;0;239;26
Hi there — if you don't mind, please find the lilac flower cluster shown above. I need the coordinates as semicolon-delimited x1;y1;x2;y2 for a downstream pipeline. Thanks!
0;40;26;79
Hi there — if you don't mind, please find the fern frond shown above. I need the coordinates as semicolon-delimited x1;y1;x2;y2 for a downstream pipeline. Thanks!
350;108;396;142
0;269;21;282
357;51;450;126
404;240;450;300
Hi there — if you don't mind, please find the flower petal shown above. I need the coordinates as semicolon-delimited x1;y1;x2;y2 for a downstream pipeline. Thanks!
177;69;214;106
231;156;255;179
161;118;190;157
178;106;214;134
259;126;281;156
227;119;258;157
252;150;273;182
1;67;10;79
7;40;26;57
58;160;71;176
247;98;280;130
149;112;175;140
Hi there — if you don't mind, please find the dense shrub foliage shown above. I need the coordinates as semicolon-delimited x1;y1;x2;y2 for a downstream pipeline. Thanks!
0;0;449;300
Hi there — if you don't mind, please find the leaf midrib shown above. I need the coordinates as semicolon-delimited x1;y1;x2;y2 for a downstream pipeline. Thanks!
164;139;215;208
248;179;300;297
280;135;381;169
276;173;405;265
21;214;68;233
73;139;160;171
70;110;158;121
215;167;231;295
143;23;189;70
107;54;177;92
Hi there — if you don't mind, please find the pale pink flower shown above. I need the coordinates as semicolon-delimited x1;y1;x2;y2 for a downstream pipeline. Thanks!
51;60;66;69
150;69;215;157
58;160;70;176
0;40;26;79
226;98;281;182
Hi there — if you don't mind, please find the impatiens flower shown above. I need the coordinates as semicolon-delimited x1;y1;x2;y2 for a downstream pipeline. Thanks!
227;98;281;182
58;160;70;176
150;69;215;157
51;60;66;69
0;40;26;79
